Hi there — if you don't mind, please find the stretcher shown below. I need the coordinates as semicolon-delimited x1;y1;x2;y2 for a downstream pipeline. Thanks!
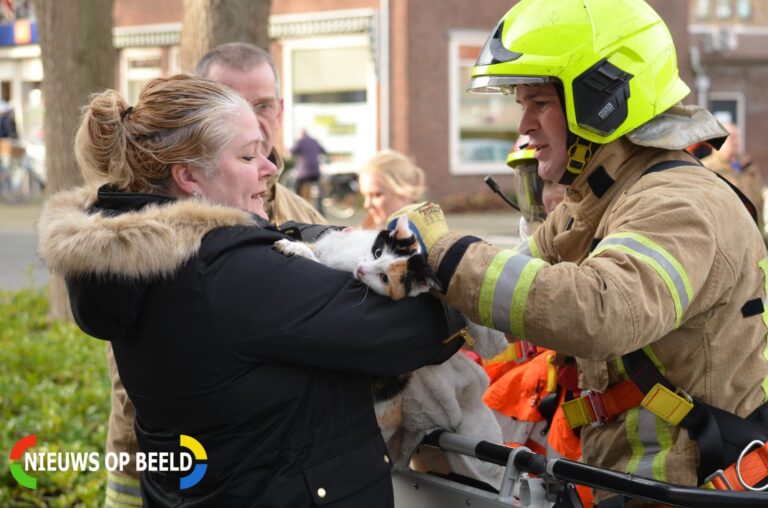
391;431;768;507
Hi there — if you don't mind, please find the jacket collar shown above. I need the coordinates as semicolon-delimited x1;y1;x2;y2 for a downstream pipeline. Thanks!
37;185;258;280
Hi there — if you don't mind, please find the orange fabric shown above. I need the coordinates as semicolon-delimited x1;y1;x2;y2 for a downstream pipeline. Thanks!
601;379;646;418
712;441;768;491
484;349;589;504
549;395;582;460
483;350;552;421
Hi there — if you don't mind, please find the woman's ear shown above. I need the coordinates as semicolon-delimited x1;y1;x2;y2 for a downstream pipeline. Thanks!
170;163;199;196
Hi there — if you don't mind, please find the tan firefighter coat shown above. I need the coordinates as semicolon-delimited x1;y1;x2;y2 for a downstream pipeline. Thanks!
430;136;768;500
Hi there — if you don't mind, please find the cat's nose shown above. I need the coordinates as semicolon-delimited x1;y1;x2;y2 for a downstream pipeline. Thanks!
355;267;365;279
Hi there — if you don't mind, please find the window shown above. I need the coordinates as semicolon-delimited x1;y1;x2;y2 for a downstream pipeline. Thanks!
120;48;163;106
449;32;519;175
715;0;733;19
283;36;376;172
736;0;752;20
694;0;712;20
708;92;745;149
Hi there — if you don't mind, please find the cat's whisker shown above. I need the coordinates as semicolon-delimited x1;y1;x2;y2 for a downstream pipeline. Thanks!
354;285;370;306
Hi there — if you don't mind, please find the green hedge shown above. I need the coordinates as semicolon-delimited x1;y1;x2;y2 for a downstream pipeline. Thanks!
0;288;110;507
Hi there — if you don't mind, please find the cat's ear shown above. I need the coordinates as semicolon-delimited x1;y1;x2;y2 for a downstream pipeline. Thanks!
392;215;411;240
411;274;443;295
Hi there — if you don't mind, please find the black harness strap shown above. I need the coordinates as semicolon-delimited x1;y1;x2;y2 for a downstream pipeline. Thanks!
587;165;615;198
642;159;758;225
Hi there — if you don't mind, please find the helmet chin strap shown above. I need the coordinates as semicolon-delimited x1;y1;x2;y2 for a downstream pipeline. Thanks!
560;132;600;185
553;83;601;186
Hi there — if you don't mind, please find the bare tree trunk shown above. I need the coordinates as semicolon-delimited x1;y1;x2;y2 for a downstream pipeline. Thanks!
180;0;272;73
33;0;114;321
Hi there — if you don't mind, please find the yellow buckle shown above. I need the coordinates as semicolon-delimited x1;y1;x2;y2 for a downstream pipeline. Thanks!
545;353;557;393
484;342;523;364
561;397;592;429
640;383;694;425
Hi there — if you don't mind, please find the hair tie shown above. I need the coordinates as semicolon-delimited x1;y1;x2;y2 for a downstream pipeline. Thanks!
121;106;134;121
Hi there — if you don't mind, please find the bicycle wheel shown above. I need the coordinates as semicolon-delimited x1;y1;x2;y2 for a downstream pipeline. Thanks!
0;159;36;204
321;191;359;220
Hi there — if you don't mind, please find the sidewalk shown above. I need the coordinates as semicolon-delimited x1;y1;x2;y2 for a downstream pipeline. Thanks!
0;201;521;291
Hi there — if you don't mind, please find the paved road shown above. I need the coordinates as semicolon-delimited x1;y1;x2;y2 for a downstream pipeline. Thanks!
0;201;520;291
0;202;47;291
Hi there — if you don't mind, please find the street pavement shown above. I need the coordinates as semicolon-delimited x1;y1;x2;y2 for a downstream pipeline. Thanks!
0;201;520;291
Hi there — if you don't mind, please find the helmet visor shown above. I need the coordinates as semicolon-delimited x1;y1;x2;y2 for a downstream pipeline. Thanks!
467;75;552;95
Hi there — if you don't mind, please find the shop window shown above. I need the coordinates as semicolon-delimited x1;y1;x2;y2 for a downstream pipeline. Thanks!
449;32;518;175
284;38;376;172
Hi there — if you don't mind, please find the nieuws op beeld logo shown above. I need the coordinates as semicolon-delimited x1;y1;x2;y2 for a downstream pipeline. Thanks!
9;434;208;490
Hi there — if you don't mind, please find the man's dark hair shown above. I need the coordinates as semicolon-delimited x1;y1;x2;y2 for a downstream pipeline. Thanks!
195;42;281;101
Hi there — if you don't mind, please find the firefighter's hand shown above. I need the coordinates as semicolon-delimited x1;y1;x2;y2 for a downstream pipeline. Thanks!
387;202;449;253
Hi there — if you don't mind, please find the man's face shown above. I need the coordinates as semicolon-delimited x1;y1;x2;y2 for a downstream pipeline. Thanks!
206;62;283;157
515;83;569;183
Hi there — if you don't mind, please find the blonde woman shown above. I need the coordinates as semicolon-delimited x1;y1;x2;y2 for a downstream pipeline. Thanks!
358;149;426;229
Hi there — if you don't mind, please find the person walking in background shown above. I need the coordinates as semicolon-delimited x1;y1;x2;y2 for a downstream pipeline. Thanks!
290;128;326;207
358;149;426;229
102;42;326;508
701;121;764;233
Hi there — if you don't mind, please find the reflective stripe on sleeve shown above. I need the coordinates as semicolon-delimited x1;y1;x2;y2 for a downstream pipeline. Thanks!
759;258;768;401
591;232;694;328
478;250;547;338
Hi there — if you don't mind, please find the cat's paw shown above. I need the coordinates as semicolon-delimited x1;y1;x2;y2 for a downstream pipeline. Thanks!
274;239;319;261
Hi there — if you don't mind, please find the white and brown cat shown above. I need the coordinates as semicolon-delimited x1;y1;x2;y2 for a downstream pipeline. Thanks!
274;217;505;488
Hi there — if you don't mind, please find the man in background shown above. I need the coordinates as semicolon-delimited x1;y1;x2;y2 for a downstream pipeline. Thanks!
104;42;325;508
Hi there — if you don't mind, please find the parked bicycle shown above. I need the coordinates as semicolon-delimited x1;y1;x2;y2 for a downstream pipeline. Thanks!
279;164;360;220
0;139;45;204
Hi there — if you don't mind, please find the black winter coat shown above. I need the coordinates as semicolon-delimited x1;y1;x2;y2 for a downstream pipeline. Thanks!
37;186;464;507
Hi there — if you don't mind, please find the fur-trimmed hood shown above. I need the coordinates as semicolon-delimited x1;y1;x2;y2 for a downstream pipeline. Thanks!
37;185;257;280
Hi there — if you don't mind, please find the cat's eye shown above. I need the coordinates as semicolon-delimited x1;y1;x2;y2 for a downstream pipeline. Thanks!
380;274;389;284
374;248;383;258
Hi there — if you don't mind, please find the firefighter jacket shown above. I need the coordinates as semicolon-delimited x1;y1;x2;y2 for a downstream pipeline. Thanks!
701;150;764;229
429;136;768;500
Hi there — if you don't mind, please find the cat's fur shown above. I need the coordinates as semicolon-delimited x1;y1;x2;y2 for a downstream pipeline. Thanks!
275;215;441;402
275;215;441;301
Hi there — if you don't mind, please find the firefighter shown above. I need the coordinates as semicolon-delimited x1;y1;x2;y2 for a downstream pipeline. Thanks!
394;0;768;505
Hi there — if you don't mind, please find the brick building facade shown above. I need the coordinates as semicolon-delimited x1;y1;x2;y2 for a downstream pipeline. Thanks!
2;1;766;203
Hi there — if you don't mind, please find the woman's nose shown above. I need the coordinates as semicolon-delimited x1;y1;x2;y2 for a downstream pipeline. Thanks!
260;156;278;178
363;195;372;209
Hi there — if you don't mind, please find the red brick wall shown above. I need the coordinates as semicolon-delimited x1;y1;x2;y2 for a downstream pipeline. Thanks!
113;0;183;26
389;0;510;201
272;0;377;15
